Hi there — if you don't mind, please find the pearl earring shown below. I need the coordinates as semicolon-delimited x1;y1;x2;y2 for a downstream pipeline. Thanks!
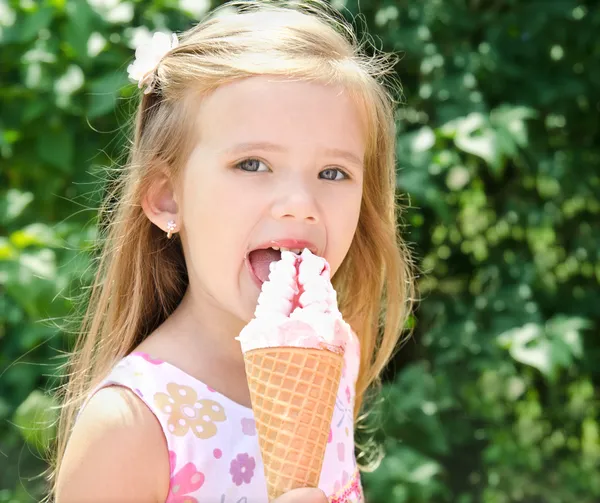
166;220;176;239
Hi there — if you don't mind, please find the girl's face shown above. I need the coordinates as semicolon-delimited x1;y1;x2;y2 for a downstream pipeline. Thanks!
177;76;365;326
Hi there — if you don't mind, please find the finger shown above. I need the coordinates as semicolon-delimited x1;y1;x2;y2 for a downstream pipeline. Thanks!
270;487;328;503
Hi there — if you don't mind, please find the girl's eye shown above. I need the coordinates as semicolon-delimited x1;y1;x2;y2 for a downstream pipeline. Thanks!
236;158;269;173
320;168;349;181
234;158;350;181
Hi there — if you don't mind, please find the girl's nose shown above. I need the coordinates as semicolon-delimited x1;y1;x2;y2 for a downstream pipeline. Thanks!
270;181;319;224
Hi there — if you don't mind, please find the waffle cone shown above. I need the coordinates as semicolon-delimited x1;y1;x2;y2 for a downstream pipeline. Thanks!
243;345;343;501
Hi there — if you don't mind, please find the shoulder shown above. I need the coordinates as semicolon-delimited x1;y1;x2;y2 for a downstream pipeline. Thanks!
56;385;170;503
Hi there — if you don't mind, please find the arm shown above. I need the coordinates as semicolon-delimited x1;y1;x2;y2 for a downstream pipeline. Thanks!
55;385;170;503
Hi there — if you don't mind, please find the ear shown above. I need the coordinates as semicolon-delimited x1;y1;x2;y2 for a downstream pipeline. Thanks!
141;172;180;237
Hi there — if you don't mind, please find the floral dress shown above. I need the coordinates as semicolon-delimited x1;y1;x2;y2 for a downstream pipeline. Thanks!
82;331;364;502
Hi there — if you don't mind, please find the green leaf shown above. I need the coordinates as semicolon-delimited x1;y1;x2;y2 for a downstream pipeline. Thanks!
550;337;574;369
12;390;58;453
408;461;442;485
498;323;553;377
37;128;74;172
22;100;48;122
87;71;129;118
411;126;436;152
0;189;34;224
54;64;85;107
0;237;17;262
8;6;54;43
453;113;502;175
63;0;96;61
10;223;61;249
497;317;589;381
19;248;57;280
1;128;20;145
4;249;57;318
491;105;537;148
545;315;591;359
582;418;600;462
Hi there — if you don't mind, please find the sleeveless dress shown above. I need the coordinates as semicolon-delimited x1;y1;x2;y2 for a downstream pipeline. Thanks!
80;330;364;502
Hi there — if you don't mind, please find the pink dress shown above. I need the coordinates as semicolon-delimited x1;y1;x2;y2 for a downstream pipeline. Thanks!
81;331;364;502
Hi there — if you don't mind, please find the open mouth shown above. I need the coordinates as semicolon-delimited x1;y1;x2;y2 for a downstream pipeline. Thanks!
247;246;312;285
246;246;318;288
248;247;282;284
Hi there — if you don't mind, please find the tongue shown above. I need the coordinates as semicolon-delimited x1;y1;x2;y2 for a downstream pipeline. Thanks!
249;248;282;283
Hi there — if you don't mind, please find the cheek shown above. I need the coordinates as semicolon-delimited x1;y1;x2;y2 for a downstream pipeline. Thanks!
181;171;256;272
183;170;247;230
180;174;225;269
327;191;362;273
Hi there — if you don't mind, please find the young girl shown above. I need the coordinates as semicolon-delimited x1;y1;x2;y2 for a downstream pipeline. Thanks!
50;1;414;501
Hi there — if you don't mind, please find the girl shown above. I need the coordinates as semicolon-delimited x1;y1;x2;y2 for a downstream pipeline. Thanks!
50;0;414;501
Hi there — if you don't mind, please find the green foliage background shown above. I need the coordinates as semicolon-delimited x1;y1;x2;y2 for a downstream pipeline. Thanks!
1;0;598;501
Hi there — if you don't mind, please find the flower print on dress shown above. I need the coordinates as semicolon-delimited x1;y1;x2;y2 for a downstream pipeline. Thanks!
229;453;256;486
135;352;164;365
219;497;249;503
241;417;256;436
333;470;350;494
337;442;345;462
154;382;227;438
334;392;352;429
330;468;364;503
166;451;205;503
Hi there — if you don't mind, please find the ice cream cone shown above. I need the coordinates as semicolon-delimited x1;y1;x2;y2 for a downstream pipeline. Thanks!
243;345;343;500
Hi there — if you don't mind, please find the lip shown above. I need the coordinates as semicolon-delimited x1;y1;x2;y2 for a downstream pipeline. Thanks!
245;238;321;288
249;239;320;256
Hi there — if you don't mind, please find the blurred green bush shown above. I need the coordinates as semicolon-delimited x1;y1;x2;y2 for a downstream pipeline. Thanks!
1;0;598;502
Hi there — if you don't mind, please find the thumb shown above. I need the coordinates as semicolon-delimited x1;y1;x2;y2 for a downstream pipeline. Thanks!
270;487;328;503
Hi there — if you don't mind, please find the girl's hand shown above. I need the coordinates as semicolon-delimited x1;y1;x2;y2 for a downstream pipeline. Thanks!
271;488;329;503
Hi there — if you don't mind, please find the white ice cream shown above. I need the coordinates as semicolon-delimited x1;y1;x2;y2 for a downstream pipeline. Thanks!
236;249;351;353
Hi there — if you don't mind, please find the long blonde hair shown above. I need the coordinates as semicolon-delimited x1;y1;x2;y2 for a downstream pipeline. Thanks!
48;0;415;495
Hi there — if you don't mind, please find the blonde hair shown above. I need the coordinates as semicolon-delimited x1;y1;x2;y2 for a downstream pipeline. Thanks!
48;0;415;496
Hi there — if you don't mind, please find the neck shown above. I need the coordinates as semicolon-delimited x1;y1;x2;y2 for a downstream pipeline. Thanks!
140;284;253;408
167;286;247;368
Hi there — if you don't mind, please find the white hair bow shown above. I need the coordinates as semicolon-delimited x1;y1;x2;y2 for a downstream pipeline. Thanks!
127;32;179;94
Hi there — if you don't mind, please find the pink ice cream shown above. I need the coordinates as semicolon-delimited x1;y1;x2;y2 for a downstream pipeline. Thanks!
236;249;351;353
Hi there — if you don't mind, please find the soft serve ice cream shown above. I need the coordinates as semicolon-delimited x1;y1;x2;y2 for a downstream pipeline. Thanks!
239;248;351;499
236;249;351;353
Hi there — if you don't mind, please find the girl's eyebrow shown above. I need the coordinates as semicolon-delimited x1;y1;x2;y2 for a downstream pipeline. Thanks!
223;141;364;169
